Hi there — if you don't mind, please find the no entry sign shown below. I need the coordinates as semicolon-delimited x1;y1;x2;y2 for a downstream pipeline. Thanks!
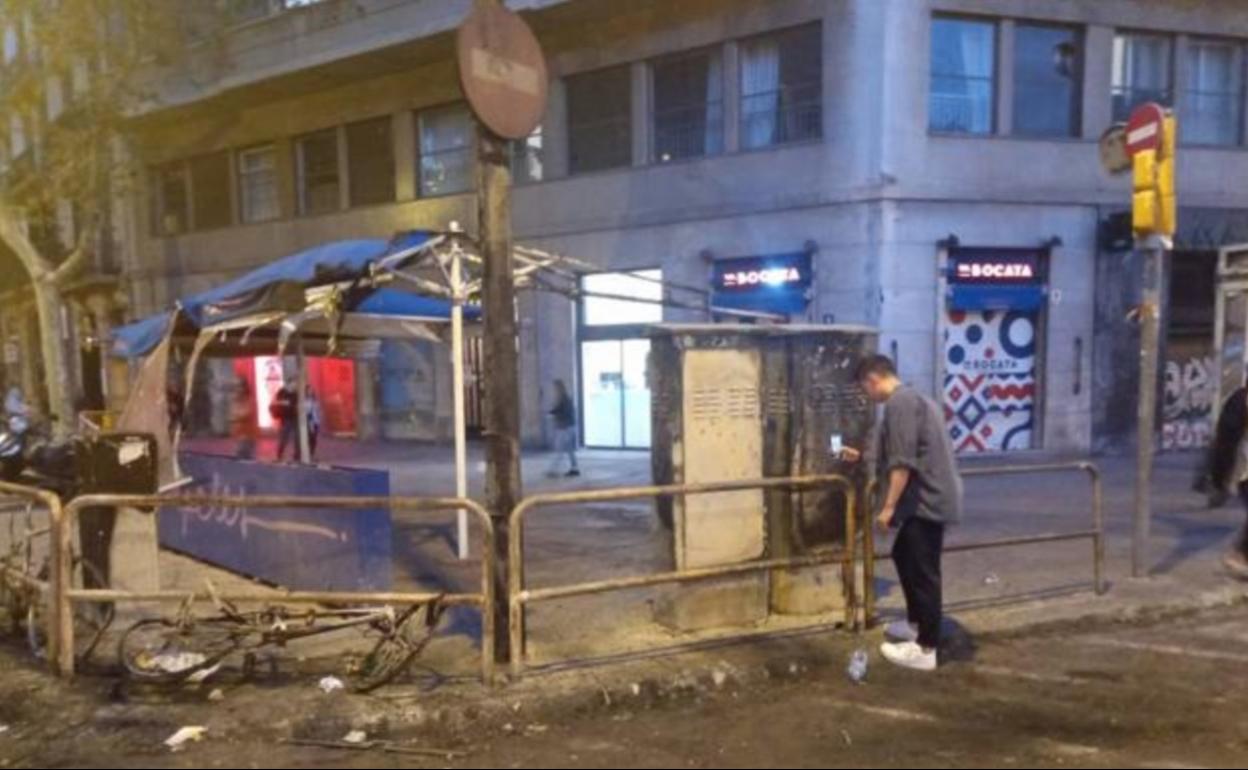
457;1;549;140
1125;102;1167;157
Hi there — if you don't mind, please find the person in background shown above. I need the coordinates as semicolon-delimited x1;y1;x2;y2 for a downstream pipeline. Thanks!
272;381;298;461
1206;383;1248;579
839;354;962;672
546;379;580;478
305;385;323;462
230;381;258;460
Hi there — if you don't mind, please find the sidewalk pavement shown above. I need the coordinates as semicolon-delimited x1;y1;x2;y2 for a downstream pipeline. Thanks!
167;439;1248;668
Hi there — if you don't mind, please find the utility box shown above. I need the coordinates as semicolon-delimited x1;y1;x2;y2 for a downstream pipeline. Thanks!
648;324;878;630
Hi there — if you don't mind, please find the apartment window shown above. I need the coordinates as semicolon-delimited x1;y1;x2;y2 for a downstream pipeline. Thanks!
1013;23;1081;137
1112;32;1173;123
154;163;189;236
567;66;632;174
9;114;26;158
510;126;544;185
929;16;996;135
1183;38;1244;146
190;152;232;231
652;49;723;162
45;74;66;121
418;104;474;197
346;116;395;206
3;26;18;64
296;128;341;215
238;145;279;224
740;24;823;149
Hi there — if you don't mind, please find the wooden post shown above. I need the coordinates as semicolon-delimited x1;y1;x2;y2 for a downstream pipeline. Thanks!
478;124;521;664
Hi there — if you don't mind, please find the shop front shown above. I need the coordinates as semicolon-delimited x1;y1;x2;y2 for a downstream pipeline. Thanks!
578;270;662;449
232;354;359;436
940;247;1049;454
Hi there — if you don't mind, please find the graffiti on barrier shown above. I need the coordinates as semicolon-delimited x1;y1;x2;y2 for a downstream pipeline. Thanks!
1162;353;1215;450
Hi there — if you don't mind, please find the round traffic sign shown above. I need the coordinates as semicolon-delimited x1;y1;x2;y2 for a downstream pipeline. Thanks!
457;1;549;140
1125;102;1166;157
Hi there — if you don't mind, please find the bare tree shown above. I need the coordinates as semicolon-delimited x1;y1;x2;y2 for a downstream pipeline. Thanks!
0;0;202;429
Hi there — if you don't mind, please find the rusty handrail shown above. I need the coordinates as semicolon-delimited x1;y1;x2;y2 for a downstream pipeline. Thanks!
508;474;858;680
54;493;497;685
860;461;1105;629
0;476;63;668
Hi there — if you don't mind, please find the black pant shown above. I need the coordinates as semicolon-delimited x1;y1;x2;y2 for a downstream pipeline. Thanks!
1235;483;1248;558
276;419;296;460
891;516;945;650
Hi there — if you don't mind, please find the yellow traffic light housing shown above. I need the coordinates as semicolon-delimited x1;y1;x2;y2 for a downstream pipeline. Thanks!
1131;113;1177;238
1132;148;1158;234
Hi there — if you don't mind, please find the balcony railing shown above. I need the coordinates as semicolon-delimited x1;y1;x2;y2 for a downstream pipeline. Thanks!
653;101;724;162
740;83;822;149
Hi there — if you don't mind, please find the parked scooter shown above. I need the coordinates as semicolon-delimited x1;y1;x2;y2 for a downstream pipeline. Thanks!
0;414;82;497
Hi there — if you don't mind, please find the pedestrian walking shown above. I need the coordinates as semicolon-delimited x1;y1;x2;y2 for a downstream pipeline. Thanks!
272;382;297;461
840;354;962;672
1205;384;1248;579
230;381;258;460
305;385;323;462
546;379;580;478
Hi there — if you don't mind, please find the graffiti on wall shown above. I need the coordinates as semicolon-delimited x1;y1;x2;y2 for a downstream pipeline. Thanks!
943;309;1038;454
1162;351;1215;450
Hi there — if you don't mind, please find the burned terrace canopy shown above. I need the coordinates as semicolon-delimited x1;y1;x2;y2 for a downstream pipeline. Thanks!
110;231;479;358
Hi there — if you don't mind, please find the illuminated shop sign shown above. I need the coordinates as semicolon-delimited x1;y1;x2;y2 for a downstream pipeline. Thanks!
711;252;812;315
949;250;1043;286
947;248;1047;311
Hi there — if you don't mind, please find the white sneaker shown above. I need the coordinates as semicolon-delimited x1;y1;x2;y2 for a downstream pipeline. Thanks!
1222;551;1248;580
884;620;918;642
880;641;937;672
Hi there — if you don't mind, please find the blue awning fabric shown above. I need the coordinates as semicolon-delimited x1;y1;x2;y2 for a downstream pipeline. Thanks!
111;232;466;358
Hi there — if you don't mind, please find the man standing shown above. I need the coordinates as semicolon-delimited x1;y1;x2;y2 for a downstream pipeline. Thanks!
272;382;298;461
841;355;961;671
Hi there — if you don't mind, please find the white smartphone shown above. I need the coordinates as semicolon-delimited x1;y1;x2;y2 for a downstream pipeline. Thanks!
829;433;844;455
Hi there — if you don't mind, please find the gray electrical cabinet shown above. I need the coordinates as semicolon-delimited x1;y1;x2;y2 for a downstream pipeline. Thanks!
647;324;879;629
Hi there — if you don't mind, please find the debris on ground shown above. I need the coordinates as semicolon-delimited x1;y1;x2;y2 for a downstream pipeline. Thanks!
983;573;1001;586
207;688;225;702
847;649;869;684
282;737;466;759
342;729;367;745
164;725;207;752
317;676;345;694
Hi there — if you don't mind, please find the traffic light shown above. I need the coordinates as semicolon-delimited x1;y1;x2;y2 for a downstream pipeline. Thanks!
1132;148;1158;234
1131;112;1177;237
1157;114;1177;236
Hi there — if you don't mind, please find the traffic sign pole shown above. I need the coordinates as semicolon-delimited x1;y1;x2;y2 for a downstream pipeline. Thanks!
1125;103;1176;579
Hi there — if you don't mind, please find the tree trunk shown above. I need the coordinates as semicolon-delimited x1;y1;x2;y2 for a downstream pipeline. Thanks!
0;207;80;434
31;279;78;431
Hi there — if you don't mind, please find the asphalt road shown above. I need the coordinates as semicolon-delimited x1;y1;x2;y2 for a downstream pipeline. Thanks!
2;605;1247;768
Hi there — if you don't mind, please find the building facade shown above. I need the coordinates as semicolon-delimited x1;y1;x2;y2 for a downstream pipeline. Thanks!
106;0;1248;455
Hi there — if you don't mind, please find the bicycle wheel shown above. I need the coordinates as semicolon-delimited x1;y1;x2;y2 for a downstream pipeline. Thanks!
118;618;240;683
347;601;445;693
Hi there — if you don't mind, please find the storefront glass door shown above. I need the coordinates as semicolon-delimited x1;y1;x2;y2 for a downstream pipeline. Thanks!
579;269;661;449
581;339;651;448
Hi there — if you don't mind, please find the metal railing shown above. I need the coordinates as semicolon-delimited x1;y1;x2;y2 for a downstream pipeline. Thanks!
860;461;1105;628
508;474;857;680
52;493;498;684
0;480;64;672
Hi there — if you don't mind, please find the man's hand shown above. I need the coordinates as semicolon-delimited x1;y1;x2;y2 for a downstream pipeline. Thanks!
838;446;862;463
875;505;895;532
